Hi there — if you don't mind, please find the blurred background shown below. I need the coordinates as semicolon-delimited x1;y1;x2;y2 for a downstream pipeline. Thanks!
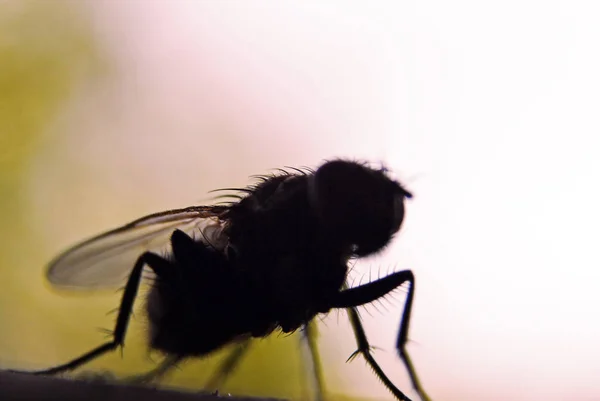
1;1;599;401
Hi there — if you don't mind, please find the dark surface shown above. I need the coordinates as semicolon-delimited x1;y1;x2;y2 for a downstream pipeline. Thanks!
0;370;285;401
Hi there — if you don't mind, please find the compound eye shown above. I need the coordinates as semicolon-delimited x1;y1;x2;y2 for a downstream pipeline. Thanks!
391;193;407;234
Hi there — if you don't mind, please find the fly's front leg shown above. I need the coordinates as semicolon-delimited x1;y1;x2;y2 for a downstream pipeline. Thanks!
11;252;171;376
331;270;431;401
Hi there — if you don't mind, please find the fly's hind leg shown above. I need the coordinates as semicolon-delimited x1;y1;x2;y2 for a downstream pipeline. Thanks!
125;354;185;384
331;270;431;401
11;252;171;376
204;339;252;391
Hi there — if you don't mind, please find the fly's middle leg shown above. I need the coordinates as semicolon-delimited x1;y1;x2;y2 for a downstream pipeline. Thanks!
300;320;326;401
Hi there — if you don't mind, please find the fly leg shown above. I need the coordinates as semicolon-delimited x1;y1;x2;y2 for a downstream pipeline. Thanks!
11;252;171;376
204;339;252;391
331;270;431;401
125;354;185;384
300;320;326;401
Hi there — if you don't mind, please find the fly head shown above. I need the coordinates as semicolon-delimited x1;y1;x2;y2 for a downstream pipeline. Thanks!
308;160;412;257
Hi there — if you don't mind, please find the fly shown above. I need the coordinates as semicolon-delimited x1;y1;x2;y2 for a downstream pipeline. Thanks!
11;159;432;401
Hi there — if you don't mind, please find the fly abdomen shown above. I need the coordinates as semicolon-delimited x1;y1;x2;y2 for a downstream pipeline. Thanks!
145;231;248;355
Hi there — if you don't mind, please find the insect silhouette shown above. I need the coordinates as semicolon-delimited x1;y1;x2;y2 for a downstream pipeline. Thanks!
13;159;431;401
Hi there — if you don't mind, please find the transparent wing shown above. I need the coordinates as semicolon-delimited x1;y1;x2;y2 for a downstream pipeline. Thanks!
47;206;229;290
